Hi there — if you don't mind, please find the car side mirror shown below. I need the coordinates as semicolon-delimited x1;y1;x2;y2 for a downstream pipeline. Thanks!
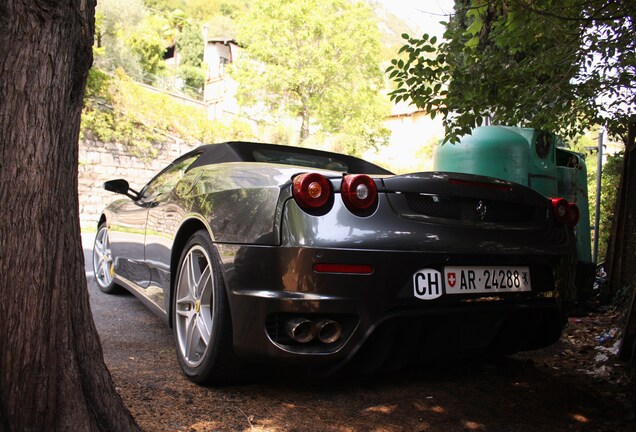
104;179;140;200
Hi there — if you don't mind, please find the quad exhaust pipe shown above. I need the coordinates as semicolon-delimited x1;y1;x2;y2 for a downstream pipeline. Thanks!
286;318;317;343
316;319;342;344
285;317;342;344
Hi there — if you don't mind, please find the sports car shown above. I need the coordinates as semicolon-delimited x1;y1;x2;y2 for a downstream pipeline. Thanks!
93;141;578;385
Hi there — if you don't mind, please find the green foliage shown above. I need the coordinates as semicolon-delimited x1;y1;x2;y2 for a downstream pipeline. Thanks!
226;118;255;141
96;0;241;91
219;2;240;18
84;67;112;101
328;127;391;158
232;0;390;152
597;152;624;261
568;131;623;262
143;0;248;23
81;68;264;157
204;14;238;39
97;0;146;40
94;33;145;81
176;23;206;93
177;65;205;95
87;0;424;159
266;124;294;145
126;15;169;83
81;68;117;143
177;24;204;68
82;69;159;159
96;0;168;83
388;1;636;144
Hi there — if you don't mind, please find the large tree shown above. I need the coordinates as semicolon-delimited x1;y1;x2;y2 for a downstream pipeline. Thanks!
388;0;635;143
0;1;139;430
232;0;389;151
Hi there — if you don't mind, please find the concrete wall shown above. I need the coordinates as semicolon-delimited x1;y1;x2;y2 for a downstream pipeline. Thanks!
78;139;196;231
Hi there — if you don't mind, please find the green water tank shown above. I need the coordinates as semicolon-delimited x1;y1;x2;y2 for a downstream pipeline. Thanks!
434;126;558;197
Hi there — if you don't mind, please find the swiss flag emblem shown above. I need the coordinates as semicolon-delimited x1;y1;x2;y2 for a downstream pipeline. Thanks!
447;272;457;288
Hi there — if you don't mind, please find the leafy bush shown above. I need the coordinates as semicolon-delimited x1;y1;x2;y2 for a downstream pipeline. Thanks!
81;67;266;157
177;65;205;96
126;16;169;84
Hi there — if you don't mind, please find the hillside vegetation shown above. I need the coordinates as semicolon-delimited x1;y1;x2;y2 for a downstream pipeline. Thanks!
82;0;418;156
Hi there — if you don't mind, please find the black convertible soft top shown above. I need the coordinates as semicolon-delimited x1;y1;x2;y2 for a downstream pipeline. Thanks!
185;141;393;175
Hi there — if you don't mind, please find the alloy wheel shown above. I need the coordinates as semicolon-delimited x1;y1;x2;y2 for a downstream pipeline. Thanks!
175;245;214;368
93;226;114;289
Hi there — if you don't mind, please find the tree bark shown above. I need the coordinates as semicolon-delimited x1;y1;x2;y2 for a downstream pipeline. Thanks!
299;104;310;143
0;1;140;430
615;121;636;362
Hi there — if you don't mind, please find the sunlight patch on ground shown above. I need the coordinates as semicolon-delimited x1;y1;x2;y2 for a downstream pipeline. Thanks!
414;402;446;414
462;420;486;430
188;420;223;431
569;413;591;423
362;404;398;414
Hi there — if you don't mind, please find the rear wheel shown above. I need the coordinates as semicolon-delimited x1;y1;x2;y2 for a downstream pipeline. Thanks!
172;230;238;385
92;223;122;294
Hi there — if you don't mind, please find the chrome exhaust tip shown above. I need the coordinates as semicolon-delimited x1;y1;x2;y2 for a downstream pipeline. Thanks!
316;319;342;344
286;317;317;343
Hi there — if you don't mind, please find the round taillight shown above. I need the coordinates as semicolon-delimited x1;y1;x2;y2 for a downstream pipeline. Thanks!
567;202;580;227
292;173;332;211
341;174;377;212
550;197;569;225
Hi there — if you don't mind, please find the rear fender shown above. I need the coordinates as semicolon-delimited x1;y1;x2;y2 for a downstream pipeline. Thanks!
168;217;212;327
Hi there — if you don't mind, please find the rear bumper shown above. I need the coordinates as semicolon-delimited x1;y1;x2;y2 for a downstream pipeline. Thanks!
219;244;569;367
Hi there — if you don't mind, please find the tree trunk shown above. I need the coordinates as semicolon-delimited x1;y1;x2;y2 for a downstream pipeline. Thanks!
0;1;140;430
614;121;636;362
299;105;310;143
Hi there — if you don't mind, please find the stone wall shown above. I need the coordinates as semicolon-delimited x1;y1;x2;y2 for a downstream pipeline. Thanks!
78;139;196;231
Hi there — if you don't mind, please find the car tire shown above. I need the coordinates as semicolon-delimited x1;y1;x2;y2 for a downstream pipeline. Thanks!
92;223;123;294
172;229;239;385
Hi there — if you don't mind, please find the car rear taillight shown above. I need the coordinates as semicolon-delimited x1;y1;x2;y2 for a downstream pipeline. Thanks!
551;198;568;224
341;174;378;212
292;173;333;211
566;202;580;226
550;198;579;227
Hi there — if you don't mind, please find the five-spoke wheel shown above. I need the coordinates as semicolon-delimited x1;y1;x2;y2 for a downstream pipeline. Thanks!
174;244;214;367
93;224;121;294
172;230;237;385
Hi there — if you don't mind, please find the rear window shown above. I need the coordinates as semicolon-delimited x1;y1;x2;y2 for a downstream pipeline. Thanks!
252;148;348;172
188;142;394;175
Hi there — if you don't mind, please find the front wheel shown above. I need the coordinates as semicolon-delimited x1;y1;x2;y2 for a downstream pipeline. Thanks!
172;230;239;385
92;223;122;294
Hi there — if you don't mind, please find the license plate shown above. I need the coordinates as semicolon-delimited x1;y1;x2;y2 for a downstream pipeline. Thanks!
412;266;531;300
444;266;531;294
